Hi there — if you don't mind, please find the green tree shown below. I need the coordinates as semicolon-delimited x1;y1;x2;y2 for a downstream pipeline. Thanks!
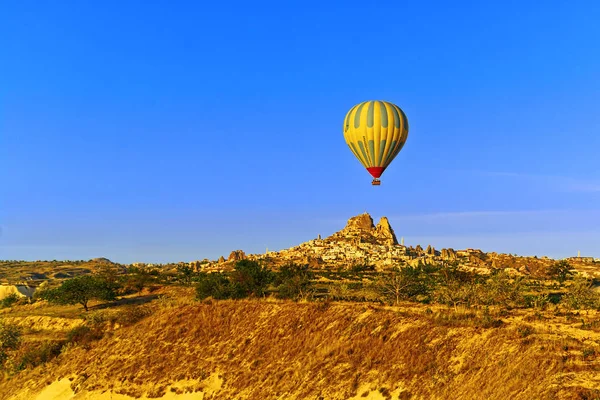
378;265;432;305
195;273;233;300
39;275;116;311
548;260;574;284
274;263;314;300
229;260;274;298
433;264;479;310
123;267;155;295
176;264;195;286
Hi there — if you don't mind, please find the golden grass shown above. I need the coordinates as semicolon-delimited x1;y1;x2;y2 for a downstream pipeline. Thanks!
2;293;600;399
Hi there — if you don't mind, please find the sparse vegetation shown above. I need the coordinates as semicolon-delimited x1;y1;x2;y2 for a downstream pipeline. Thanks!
547;260;574;284
0;293;19;308
3;252;600;399
0;320;21;367
274;263;314;300
37;275;117;311
377;265;432;305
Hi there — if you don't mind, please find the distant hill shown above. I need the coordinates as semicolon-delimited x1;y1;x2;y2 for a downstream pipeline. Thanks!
192;213;599;278
0;258;124;286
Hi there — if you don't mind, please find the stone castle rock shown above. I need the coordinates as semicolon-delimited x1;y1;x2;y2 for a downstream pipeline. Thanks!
328;213;398;246
191;212;577;277
228;250;246;262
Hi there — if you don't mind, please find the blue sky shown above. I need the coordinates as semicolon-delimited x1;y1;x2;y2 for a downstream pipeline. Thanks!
2;1;599;263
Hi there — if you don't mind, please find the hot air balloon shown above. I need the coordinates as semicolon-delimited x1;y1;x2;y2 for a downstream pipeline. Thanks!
343;100;409;185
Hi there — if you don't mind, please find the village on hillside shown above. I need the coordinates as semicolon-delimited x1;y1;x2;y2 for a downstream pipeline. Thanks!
190;213;600;278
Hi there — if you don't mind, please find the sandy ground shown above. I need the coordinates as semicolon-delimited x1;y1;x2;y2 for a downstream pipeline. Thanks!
15;373;224;400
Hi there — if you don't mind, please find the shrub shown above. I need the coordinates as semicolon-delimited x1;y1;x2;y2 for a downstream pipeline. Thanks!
229;260;274;298
547;260;574;284
66;325;104;346
114;305;152;326
524;294;550;309
195;273;233;300
16;340;64;370
378;265;433;305
176;264;196;286
274;264;314;300
0;320;22;366
0;293;19;308
122;267;157;294
562;279;600;310
480;273;527;308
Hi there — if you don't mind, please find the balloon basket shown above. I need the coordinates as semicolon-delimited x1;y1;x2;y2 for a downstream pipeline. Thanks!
371;179;381;186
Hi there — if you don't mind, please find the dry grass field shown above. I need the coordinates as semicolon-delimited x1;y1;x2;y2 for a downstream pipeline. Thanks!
1;286;600;399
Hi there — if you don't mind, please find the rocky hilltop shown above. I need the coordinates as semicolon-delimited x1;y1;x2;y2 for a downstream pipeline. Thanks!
191;213;599;277
326;213;398;246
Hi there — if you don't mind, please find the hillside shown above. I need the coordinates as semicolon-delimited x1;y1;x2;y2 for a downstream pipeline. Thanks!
3;290;600;399
193;213;599;278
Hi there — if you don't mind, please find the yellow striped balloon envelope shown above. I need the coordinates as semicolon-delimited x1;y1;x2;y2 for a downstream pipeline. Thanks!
343;100;409;185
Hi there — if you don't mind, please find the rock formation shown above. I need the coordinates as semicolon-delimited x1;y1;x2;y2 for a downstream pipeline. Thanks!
218;256;226;263
328;213;398;246
441;248;457;260
345;213;375;232
375;217;398;246
228;250;246;262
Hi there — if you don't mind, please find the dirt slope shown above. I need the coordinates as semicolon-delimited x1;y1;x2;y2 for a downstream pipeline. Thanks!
4;300;600;399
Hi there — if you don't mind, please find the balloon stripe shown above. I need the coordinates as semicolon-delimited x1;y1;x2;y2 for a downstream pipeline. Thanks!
354;103;366;129
344;104;358;133
357;140;372;167
368;140;376;166
367;101;375;128
380;102;395;166
383;140;397;166
390;103;401;128
378;140;386;167
349;142;368;167
379;101;388;128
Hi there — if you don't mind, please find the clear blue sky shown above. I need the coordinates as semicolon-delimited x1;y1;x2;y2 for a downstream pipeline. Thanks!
2;1;599;263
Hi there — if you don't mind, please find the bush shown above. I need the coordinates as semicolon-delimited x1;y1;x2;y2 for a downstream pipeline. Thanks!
114;305;152;326
378;265;433;305
562;279;600;310
479;272;527;308
66;325;104;346
122;267;157;294
0;320;22;367
229;260;274;298
16;341;64;370
176;264;196;286
274;264;314;300
547;260;574;284
195;273;233;300
0;293;19;308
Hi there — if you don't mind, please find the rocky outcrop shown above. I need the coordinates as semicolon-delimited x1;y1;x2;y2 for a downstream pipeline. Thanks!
441;248;457;260
375;217;398;246
329;213;399;246
218;256;226;263
344;213;375;232
228;250;246;262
